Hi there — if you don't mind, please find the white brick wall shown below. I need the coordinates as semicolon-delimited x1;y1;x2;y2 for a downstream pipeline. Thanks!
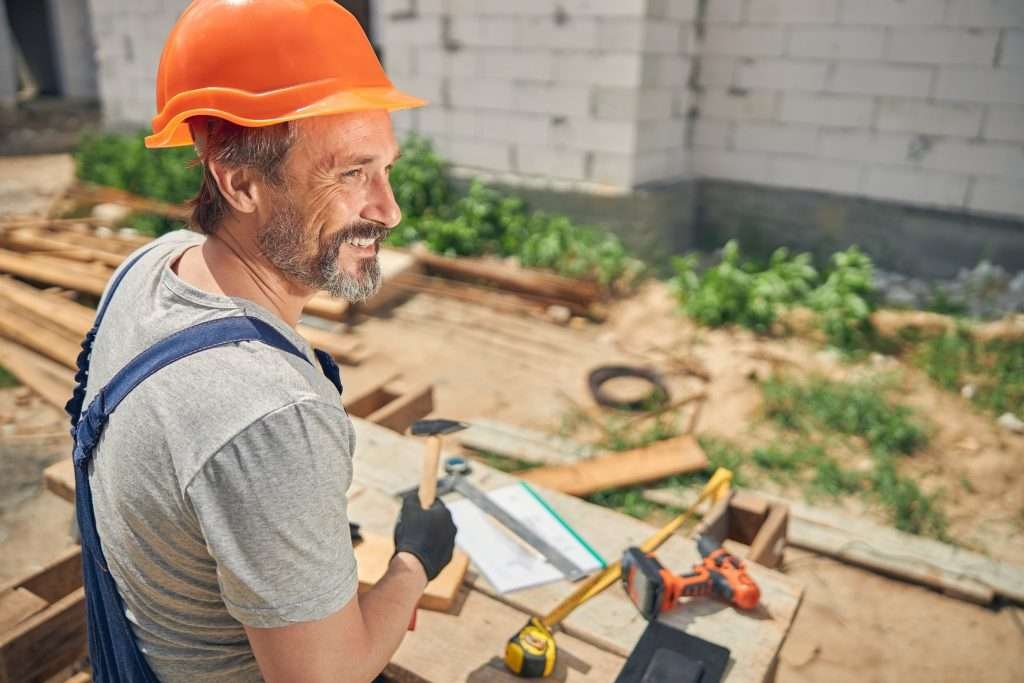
88;0;1024;218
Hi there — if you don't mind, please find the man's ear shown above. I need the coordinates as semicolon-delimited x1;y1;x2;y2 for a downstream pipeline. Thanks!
207;160;264;215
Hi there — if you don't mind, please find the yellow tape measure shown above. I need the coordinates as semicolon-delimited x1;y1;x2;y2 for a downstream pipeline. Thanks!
505;617;555;678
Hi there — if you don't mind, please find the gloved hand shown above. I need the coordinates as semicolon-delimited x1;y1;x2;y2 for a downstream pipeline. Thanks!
393;493;457;582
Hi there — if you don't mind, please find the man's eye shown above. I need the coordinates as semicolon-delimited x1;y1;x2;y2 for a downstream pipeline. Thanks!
342;168;363;179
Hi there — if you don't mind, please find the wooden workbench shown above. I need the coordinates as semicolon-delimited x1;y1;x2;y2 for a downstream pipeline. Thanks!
348;419;803;682
41;418;803;681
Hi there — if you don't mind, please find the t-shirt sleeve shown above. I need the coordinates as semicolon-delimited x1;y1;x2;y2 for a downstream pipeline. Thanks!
185;399;358;628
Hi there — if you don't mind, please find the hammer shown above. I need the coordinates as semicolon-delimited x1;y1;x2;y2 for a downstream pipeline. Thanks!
410;419;468;508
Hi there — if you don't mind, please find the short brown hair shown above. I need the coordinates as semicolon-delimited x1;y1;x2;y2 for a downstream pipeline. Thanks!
188;118;298;235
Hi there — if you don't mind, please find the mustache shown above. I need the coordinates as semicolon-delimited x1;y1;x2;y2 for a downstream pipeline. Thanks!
332;221;390;244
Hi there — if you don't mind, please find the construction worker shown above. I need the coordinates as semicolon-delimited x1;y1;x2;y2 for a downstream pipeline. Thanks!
65;1;456;681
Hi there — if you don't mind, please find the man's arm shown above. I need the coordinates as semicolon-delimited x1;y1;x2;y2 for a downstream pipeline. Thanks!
244;493;457;682
245;552;426;682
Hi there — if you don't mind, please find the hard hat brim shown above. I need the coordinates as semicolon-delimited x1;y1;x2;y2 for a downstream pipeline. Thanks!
145;83;427;149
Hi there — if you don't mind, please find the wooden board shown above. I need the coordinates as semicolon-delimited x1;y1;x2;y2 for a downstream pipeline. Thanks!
347;419;803;683
355;533;470;612
385;588;626;683
0;338;76;410
644;487;1017;605
458;419;596;465
518;435;708;497
412;246;601;309
0;589;48;634
0;547;86;683
43;458;76;504
344;378;434;434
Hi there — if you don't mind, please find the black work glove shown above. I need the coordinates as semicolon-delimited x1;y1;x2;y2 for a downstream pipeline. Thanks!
393;493;457;582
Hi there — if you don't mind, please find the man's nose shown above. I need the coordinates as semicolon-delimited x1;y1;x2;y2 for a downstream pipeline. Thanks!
362;173;402;229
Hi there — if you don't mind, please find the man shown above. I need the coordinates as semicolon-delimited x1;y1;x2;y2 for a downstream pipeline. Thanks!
72;1;457;680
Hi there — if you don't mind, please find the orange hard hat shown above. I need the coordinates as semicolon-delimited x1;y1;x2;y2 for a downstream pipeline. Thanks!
145;0;426;149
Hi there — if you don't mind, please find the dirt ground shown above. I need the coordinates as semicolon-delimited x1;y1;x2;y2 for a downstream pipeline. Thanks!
1;152;1022;680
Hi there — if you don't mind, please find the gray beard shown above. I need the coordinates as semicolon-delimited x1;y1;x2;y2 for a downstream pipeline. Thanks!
257;198;383;303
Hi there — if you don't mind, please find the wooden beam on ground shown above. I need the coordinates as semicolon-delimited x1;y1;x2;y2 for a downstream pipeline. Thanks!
0;588;87;683
413;246;602;311
0;589;48;634
0;339;76;410
517;435;708;497
644;487;1022;605
0;249;108;297
43;459;76;504
0;546;86;683
344;378;434;434
0;277;94;336
458;419;597;465
0;229;126;268
68;183;191;222
304;294;350;321
0;304;82;369
355;532;469;612
295;323;370;366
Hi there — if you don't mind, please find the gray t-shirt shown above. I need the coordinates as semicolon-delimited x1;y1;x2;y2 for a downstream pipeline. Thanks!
83;230;358;681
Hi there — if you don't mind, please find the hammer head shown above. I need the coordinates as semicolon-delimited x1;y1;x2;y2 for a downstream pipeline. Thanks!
410;419;468;437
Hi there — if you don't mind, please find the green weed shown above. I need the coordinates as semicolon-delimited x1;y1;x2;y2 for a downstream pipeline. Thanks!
913;331;1023;416
761;375;927;455
871;458;947;539
0;365;19;388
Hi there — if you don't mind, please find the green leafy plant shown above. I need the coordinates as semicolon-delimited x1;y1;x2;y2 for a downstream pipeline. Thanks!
74;131;199;235
669;241;817;333
807;247;877;351
670;241;880;352
387;136;640;286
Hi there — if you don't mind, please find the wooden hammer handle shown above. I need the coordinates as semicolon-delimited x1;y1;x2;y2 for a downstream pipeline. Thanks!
419;436;442;508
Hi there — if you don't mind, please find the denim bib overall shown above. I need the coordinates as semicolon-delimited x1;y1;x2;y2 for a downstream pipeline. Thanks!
65;246;343;681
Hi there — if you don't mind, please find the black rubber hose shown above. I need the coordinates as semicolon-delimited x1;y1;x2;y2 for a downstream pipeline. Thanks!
587;365;671;412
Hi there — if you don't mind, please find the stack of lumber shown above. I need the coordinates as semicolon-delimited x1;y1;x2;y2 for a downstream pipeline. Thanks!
0;220;375;411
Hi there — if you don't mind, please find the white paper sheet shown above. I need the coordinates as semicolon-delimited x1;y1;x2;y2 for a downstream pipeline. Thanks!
448;482;605;594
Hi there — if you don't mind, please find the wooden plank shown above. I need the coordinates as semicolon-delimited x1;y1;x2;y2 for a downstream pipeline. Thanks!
65;673;90;683
347;419;803;683
355;532;470;612
43;459;76;504
1;229;125;268
0;276;94;336
518;435;708;497
0;588;87;683
385;588;626;683
746;504;788;570
412;246;602;310
0;589;48;634
0;339;76;410
0;249;108;297
67;183;191;222
2;546;82;604
366;382;434;434
304;294;350;321
295;323;370;366
0;304;81;369
644;487;1012;605
458;419;596;465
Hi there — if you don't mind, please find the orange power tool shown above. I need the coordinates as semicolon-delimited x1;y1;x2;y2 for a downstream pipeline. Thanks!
621;535;760;620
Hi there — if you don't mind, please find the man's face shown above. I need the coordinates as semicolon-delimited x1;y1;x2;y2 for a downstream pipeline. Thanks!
256;111;402;302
